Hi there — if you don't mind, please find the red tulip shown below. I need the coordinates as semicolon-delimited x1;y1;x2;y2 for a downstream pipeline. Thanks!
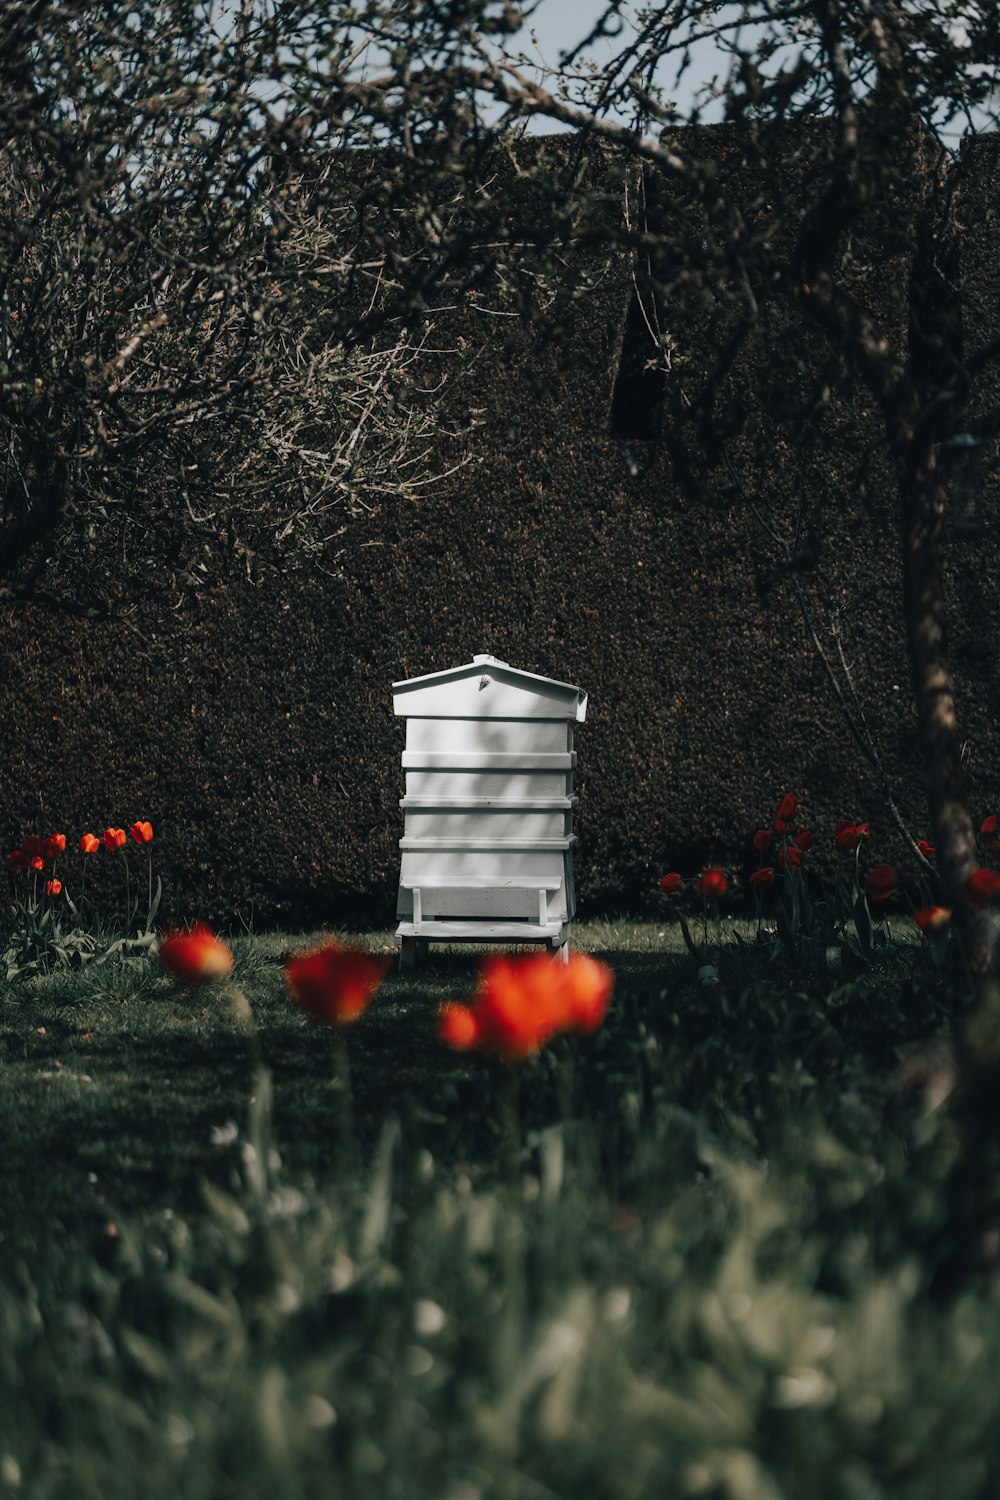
794;829;815;852
695;868;729;899
965;868;1000;906
835;820;870;850
22;835;44;858
80;833;100;855
774;794;798;833
980;814;998;836
749;866;775;887
160;923;235;985
103;828;127;851
46;879;62;897
752;829;772;853
777;846;802;870
45;833;67;859
6;849;30;873
865;864;897;902
285;941;390;1026
437;1002;481;1051
913;906;951;934
659;872;684;894
129;820;154;844
916;839;935;860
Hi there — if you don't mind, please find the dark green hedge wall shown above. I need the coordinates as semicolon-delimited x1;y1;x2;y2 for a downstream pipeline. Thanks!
3;130;999;928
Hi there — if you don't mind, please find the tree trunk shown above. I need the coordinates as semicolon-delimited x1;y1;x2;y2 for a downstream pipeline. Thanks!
899;439;995;975
903;434;1000;1289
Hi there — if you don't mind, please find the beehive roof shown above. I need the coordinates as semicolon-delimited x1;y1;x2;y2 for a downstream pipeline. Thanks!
392;655;587;721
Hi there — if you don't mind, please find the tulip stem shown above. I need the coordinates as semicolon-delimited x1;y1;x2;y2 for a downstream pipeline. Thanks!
121;850;131;933
495;1063;521;1184
331;1031;357;1173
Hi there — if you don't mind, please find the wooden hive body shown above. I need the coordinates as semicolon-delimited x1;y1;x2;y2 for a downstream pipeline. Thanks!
392;655;587;965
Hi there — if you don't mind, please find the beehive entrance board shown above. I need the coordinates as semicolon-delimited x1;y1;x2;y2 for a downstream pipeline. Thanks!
392;655;587;968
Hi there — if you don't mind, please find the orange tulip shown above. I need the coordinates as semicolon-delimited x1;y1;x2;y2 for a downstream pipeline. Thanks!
80;833;100;855
30;856;45;872
46;879;62;896
160;923;234;985
472;953;571;1061
285;942;390;1026
129;820;154;844
562;952;615;1035
437;1002;481;1051
437;951;615;1062
913;906;951;934
103;827;127;851
45;833;67;858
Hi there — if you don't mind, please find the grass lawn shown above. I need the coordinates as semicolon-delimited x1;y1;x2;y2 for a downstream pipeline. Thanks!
1;919;998;1499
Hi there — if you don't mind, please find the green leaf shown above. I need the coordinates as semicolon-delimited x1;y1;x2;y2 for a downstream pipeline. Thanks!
144;875;163;930
676;908;702;960
775;899;797;956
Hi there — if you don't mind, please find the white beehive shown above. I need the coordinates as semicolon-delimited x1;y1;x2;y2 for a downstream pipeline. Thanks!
392;654;587;966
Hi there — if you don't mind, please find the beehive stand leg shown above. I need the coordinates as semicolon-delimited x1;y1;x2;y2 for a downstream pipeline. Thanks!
399;937;419;970
415;939;429;964
554;939;569;964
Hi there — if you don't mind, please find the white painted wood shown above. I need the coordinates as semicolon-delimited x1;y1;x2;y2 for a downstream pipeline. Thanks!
400;795;576;810
392;656;585;959
396;920;565;940
404;811;569;842
405;718;571;754
402;752;576;769
404;771;573;799
403;875;559;889
399;835;576;851
399;850;566;878
393;656;586;722
405;886;550;919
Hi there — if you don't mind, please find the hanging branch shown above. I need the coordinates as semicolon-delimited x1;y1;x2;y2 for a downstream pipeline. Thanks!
729;452;934;872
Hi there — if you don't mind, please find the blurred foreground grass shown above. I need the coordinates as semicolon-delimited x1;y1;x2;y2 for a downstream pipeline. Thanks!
1;920;998;1500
